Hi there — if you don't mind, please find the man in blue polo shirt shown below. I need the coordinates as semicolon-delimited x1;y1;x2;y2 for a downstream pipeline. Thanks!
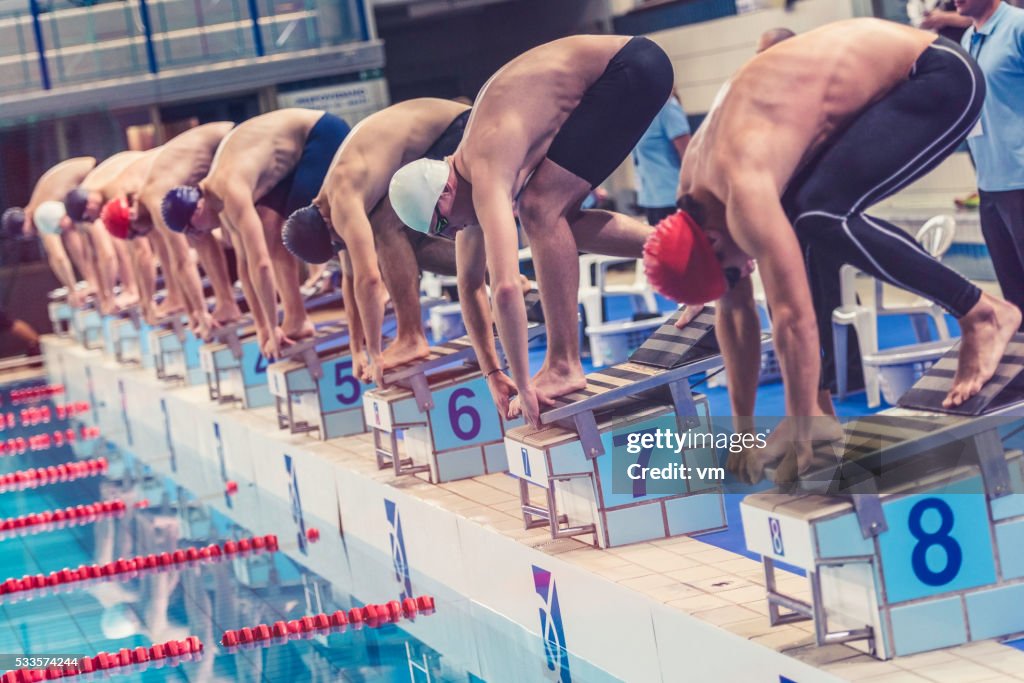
631;94;691;225
959;0;1024;322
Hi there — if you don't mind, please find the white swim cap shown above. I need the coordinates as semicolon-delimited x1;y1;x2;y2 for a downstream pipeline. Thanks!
35;200;67;235
388;158;450;234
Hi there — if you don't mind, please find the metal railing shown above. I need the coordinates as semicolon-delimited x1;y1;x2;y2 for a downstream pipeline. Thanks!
0;0;369;95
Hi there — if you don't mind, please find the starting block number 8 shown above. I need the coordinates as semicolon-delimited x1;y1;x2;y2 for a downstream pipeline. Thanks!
879;493;996;603
429;376;503;450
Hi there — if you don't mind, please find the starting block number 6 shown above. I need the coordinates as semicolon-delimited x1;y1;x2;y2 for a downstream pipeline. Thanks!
429;376;502;450
878;493;996;603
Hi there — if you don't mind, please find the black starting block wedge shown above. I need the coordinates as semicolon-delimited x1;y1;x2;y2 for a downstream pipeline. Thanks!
898;333;1024;416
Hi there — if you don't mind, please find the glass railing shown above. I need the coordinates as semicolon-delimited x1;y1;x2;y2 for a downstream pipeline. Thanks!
0;0;369;96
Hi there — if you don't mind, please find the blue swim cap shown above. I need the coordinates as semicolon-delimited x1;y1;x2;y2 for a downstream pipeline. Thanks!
161;186;201;233
283;205;345;264
63;188;90;222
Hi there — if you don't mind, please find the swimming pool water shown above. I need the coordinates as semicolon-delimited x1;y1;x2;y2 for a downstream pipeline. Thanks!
0;382;619;682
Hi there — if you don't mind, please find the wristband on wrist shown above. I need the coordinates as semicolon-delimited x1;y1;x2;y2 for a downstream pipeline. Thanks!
485;368;505;379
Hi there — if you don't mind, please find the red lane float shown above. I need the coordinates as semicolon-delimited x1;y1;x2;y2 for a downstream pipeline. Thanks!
8;385;64;406
0;535;278;603
0;499;125;537
219;595;437;649
0;636;203;681
0;457;108;491
0;403;91;431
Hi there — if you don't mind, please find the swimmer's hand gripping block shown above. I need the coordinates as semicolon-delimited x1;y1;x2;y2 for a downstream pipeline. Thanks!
628;306;718;370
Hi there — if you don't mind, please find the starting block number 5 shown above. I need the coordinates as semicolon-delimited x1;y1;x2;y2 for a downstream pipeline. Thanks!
428;376;502;451
317;356;366;412
878;493;996;603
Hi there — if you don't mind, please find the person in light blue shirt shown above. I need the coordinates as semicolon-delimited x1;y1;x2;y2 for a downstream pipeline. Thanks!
631;94;691;225
960;0;1024;322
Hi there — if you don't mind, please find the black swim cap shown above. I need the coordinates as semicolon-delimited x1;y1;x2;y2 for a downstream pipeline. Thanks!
283;205;346;264
1;207;25;238
63;188;90;222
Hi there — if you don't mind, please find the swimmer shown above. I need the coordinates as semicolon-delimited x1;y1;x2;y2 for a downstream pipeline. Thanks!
389;36;670;426
647;19;1021;481
97;148;183;324
64;152;148;314
286;98;471;384
2;157;98;307
138;122;242;337
161;109;350;358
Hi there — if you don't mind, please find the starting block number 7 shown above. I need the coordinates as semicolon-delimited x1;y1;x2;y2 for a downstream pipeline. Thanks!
429;376;503;450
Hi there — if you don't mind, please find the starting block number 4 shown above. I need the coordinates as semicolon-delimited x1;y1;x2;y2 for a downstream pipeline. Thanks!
317;358;363;412
244;343;269;385
878;493;995;603
428;377;503;451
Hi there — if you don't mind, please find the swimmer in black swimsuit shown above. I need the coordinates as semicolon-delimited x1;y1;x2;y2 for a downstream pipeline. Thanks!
283;99;473;385
658;19;1020;482
160;109;350;358
388;35;670;427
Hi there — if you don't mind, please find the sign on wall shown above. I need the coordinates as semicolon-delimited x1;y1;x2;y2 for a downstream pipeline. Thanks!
277;78;390;126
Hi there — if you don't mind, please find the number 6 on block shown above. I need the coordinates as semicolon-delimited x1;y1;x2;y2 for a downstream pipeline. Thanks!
428;376;504;450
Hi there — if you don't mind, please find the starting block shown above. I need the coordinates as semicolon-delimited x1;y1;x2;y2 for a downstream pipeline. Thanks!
744;340;1024;659
71;306;103;350
504;307;737;546
507;396;724;548
111;309;153;368
47;291;74;337
148;316;204;384
267;320;365;439
364;327;545;483
199;319;272;408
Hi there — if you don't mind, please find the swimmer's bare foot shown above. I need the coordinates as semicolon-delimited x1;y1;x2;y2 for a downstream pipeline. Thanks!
532;363;587;406
115;292;138;310
380;336;431;371
212;302;243;326
945;294;1021;409
281;317;315;343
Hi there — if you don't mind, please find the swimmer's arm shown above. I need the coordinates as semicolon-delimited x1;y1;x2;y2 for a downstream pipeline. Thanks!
726;175;820;420
473;175;535;421
456;228;502;375
39;233;79;295
223;192;278;350
129;238;157;317
338;253;366;361
62;226;99;298
333;200;386;364
158;226;208;328
715;277;762;436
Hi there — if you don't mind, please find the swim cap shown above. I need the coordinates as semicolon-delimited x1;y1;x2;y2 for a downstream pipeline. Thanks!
161;186;201;233
1;207;25;238
100;197;132;240
389;158;450;234
643;211;727;305
34;201;66;236
283;205;335;264
63;187;90;222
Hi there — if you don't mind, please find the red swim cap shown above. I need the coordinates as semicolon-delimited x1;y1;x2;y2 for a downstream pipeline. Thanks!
643;211;727;305
101;198;132;240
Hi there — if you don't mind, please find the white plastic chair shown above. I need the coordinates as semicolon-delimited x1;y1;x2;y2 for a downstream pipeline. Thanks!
832;215;956;407
577;255;658;328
